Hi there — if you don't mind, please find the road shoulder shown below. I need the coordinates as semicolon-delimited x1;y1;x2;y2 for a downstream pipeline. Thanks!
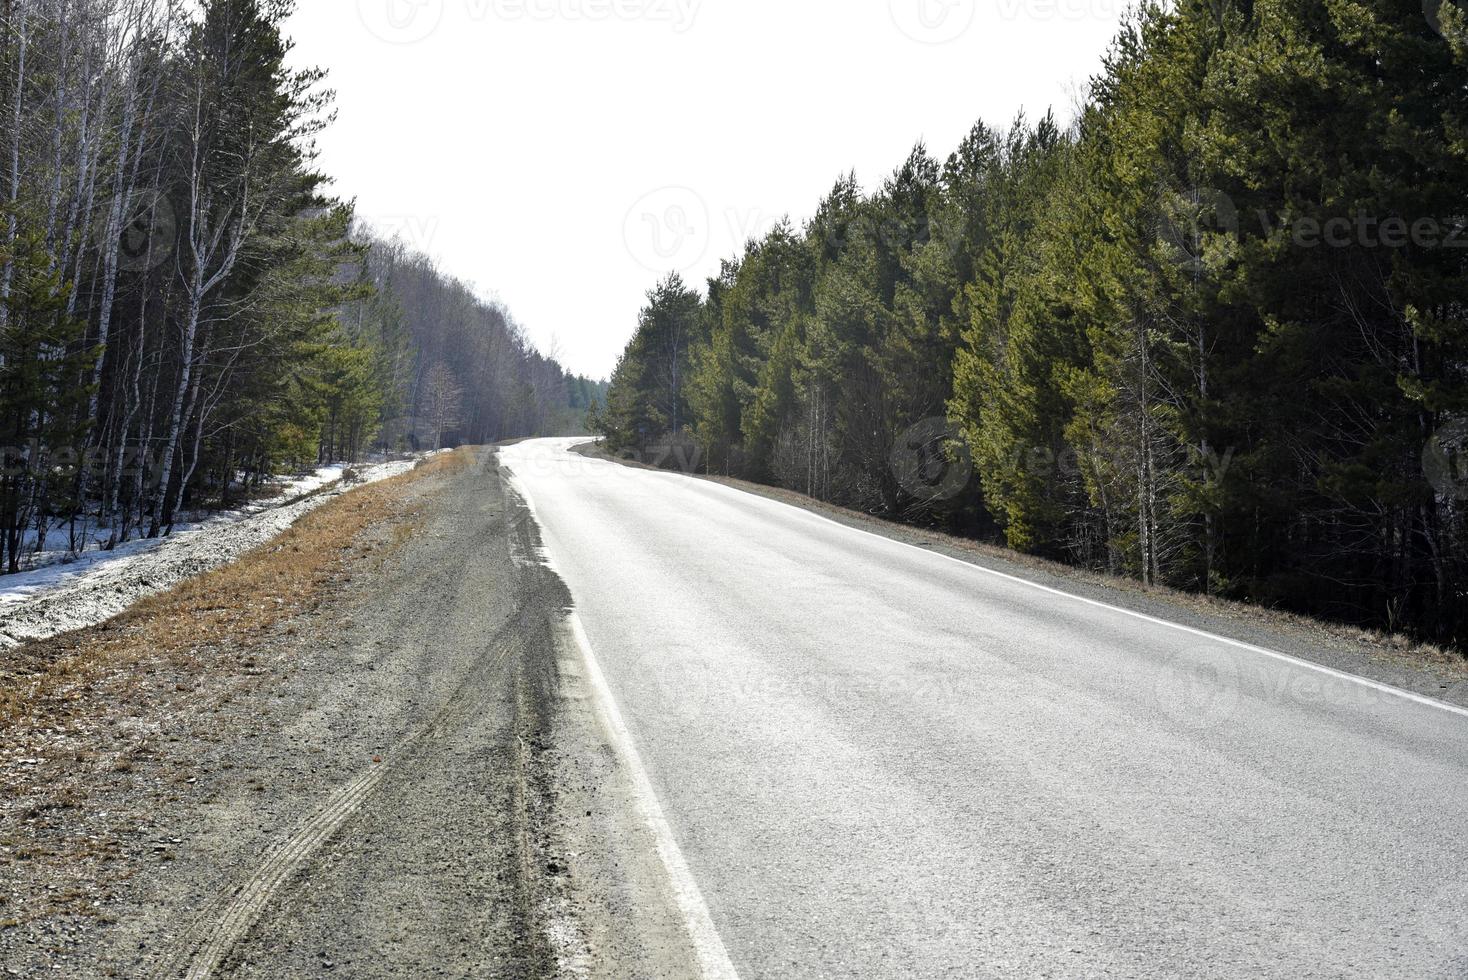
1;447;704;979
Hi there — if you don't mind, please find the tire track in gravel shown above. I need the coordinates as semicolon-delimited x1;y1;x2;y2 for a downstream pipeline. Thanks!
142;450;700;980
154;590;544;979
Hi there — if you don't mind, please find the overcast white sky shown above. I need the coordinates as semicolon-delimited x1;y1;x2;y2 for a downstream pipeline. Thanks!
286;0;1130;379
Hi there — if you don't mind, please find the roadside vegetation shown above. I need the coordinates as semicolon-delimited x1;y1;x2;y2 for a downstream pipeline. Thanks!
0;450;466;932
0;0;605;575
596;0;1468;651
0;449;467;729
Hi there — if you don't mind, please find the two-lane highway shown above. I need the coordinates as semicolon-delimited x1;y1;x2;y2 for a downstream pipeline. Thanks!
501;438;1468;979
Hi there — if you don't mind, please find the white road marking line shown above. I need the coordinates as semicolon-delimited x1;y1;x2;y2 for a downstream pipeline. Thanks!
797;498;1468;721
564;611;742;980
503;457;742;980
558;441;1468;723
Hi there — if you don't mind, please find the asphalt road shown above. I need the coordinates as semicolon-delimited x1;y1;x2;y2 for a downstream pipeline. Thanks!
501;437;1468;980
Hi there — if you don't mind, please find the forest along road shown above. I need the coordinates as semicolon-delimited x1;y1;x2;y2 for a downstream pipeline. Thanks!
501;437;1468;980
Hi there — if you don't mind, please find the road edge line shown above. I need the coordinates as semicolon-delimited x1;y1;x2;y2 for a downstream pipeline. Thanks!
502;455;742;980
791;502;1468;721
564;440;1468;722
563;611;742;980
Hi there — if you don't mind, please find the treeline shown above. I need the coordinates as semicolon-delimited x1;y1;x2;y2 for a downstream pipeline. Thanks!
598;0;1468;646
0;0;601;573
352;237;607;455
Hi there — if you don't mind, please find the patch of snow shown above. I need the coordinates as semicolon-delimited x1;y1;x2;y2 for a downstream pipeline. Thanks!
1;464;356;596
0;458;421;649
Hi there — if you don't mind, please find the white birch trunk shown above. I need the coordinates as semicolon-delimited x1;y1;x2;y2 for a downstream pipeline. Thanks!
148;284;201;536
1;0;32;335
41;0;73;260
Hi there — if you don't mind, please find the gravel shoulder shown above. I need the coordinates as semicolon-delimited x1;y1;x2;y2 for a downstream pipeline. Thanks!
0;447;702;979
571;441;1468;710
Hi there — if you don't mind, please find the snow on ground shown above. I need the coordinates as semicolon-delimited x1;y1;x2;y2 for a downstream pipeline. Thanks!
0;464;359;604
0;458;421;649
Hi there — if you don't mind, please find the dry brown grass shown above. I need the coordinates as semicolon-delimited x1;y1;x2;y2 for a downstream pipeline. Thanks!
0;449;476;937
0;449;469;732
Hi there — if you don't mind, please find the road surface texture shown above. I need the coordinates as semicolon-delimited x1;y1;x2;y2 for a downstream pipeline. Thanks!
1;449;704;978
500;437;1468;980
